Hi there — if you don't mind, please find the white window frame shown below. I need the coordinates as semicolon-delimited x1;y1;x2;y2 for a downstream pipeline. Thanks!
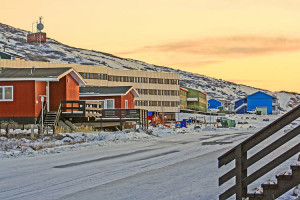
125;100;128;109
0;86;13;102
105;99;115;109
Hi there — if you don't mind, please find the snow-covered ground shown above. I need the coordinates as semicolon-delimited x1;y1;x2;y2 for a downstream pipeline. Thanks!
0;114;299;200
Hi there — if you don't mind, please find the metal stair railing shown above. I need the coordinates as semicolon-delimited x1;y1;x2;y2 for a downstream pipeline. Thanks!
218;105;300;200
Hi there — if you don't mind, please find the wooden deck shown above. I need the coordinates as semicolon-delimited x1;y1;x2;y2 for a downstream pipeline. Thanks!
59;101;148;129
60;100;102;118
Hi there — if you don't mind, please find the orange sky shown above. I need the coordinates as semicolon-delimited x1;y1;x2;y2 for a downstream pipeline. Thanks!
1;0;300;93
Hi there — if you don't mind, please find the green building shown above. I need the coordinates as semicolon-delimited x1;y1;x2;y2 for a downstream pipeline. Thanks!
180;87;188;109
0;52;24;60
180;86;208;111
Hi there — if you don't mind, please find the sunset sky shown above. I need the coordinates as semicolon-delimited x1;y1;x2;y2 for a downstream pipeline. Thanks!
1;0;300;93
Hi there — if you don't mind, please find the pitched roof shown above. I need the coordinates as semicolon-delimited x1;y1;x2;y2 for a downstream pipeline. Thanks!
80;86;139;97
180;87;189;92
246;91;276;99
199;90;207;95
0;51;25;59
0;67;86;85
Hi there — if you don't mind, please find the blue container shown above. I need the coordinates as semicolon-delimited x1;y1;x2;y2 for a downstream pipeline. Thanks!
181;120;187;128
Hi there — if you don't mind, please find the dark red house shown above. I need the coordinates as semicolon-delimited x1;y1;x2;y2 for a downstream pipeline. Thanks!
0;67;85;124
79;86;139;109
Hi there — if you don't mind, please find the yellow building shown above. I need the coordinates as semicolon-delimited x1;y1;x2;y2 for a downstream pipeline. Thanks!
0;60;180;113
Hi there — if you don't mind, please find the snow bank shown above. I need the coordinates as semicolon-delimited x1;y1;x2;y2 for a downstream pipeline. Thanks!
0;130;151;159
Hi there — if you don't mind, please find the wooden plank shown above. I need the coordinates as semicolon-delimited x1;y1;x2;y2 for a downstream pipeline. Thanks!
235;145;247;199
219;185;236;200
85;101;102;105
85;107;102;111
244;143;300;186
245;125;300;169
219;168;236;186
86;113;102;117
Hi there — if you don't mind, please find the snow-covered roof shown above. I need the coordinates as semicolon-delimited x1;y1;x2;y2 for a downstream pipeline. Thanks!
80;86;139;97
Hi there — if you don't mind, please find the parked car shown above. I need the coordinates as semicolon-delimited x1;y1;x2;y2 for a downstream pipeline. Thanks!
247;110;256;114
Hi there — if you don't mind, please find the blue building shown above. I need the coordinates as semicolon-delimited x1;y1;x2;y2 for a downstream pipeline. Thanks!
234;91;278;114
208;99;222;109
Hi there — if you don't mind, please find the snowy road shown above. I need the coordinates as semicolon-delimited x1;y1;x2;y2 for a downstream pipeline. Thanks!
0;129;298;200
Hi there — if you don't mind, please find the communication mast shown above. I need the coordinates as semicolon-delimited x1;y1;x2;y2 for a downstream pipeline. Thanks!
36;17;44;45
27;16;47;44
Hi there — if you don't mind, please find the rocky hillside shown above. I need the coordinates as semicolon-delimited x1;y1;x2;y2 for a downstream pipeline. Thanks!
0;22;299;111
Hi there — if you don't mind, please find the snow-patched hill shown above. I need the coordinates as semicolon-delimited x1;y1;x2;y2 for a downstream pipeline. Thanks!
0;23;299;111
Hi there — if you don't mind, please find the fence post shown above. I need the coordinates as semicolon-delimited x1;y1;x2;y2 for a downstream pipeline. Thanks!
235;144;247;200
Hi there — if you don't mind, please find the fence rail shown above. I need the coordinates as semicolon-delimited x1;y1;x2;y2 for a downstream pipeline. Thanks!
218;104;300;200
60;100;102;118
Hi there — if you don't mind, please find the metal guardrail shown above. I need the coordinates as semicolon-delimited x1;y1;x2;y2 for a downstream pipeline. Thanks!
218;105;300;200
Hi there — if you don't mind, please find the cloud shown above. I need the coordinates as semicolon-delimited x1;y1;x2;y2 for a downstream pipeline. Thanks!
118;35;300;58
167;60;222;68
226;79;265;83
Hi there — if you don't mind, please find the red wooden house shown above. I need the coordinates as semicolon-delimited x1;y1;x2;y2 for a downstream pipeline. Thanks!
0;67;85;124
79;86;139;109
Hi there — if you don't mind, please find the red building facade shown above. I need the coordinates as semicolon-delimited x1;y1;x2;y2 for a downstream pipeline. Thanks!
0;68;85;124
27;33;47;43
79;86;138;109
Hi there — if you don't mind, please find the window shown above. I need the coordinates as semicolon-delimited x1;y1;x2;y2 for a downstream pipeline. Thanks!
125;100;128;109
106;99;115;109
0;86;13;101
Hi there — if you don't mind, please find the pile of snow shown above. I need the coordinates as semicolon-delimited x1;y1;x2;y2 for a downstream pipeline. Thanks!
0;130;151;158
0;113;297;159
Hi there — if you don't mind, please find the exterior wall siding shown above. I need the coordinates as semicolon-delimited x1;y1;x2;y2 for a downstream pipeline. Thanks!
49;74;80;111
34;81;47;117
181;86;208;111
247;98;273;114
0;81;35;118
120;92;135;109
0;81;47;123
49;77;66;111
66;74;79;101
80;96;122;108
180;89;188;109
208;99;222;109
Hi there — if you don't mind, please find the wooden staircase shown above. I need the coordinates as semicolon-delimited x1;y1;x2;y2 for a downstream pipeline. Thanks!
218;104;300;200
248;162;300;199
38;102;62;135
44;112;57;127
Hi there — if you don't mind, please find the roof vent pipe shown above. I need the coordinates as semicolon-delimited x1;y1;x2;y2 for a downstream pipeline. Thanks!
30;66;35;75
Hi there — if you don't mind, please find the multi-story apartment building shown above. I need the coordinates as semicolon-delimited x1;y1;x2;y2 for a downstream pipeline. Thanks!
0;60;180;113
